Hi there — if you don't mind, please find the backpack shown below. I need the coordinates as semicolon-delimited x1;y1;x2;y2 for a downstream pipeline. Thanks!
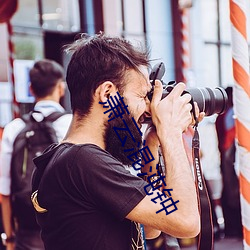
10;110;64;230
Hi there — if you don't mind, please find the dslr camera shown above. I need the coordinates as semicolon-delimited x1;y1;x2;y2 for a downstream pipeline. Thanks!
147;62;228;116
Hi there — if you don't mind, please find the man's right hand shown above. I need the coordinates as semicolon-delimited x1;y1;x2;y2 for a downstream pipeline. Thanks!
150;80;193;140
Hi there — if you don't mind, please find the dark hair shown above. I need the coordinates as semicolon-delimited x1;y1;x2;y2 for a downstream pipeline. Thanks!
65;32;150;117
29;59;64;98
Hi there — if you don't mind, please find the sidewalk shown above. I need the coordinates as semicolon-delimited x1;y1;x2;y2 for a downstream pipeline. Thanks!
181;237;243;250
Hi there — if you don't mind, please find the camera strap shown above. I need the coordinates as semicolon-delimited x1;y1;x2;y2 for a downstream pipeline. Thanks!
192;121;214;250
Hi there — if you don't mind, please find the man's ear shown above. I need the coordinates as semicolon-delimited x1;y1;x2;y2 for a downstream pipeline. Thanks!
97;81;117;103
29;83;35;97
58;81;66;98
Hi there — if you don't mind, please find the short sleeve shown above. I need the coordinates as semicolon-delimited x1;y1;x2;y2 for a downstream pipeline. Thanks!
0;119;25;195
74;145;147;220
52;114;72;142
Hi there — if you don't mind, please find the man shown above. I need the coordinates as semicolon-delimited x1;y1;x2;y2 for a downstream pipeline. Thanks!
32;33;201;250
0;59;72;250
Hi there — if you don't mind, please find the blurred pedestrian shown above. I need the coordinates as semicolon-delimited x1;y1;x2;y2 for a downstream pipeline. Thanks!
0;59;72;250
215;86;242;238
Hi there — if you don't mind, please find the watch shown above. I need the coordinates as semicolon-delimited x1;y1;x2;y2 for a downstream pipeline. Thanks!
1;233;15;246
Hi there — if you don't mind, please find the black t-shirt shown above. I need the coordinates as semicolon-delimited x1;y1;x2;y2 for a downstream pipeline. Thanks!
33;143;147;250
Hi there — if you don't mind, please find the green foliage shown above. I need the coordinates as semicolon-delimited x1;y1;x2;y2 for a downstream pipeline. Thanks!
14;39;36;60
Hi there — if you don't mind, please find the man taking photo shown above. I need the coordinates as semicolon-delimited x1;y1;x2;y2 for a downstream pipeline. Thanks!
31;33;201;250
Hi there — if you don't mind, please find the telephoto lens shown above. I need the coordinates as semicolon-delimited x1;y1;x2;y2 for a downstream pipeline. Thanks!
187;87;228;116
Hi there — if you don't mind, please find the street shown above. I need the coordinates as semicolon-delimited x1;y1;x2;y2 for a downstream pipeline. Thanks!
182;237;243;250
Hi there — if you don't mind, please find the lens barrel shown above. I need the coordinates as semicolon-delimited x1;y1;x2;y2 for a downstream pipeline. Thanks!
187;87;228;116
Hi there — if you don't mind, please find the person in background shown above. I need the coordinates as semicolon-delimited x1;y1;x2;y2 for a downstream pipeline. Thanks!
215;86;242;238
199;115;225;239
0;59;72;250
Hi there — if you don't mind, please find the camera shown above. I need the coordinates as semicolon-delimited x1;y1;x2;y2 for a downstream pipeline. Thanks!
148;62;228;116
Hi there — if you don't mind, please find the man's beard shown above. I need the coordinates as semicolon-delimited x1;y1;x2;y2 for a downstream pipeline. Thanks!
104;111;143;166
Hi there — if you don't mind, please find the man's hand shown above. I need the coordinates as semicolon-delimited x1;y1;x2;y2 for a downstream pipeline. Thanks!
192;102;205;126
150;80;193;139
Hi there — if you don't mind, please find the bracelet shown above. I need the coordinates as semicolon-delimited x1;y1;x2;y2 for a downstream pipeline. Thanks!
141;175;163;189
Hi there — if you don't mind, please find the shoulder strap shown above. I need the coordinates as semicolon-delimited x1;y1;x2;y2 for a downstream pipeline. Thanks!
21;110;66;124
19;111;66;146
21;112;33;124
44;111;66;122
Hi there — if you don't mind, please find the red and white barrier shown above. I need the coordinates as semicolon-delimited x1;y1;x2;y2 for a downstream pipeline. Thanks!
7;20;19;118
230;0;250;248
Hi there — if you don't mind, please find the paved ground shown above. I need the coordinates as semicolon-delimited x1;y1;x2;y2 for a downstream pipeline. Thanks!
181;237;243;250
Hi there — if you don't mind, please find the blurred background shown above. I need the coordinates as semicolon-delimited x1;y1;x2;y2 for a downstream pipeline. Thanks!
0;0;250;249
2;0;250;121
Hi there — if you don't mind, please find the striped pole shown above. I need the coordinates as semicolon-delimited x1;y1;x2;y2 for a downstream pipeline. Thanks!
180;8;190;83
6;20;19;118
229;0;250;248
180;6;194;175
179;3;193;162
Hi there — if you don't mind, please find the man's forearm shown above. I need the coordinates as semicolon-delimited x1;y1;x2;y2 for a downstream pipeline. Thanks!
1;195;14;237
142;127;162;239
159;132;198;218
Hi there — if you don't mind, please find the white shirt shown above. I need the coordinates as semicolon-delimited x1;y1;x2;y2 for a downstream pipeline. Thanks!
0;100;72;195
199;115;221;181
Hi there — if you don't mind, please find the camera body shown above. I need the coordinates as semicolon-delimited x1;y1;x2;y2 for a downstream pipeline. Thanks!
147;62;228;116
